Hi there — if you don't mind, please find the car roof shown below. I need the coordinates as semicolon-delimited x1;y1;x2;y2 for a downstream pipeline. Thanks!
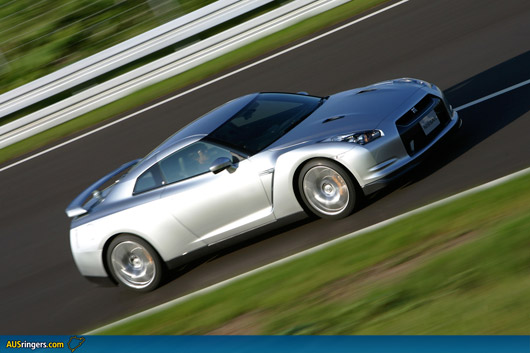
128;92;325;177
148;93;258;157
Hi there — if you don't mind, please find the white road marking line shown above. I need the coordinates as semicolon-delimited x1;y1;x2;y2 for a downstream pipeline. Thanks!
86;165;530;334
454;78;530;111
0;0;410;174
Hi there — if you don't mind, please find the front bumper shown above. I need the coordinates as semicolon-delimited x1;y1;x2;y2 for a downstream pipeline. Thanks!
361;114;461;195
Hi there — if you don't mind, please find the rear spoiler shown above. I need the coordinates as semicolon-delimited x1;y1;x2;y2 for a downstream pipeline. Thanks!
65;159;141;218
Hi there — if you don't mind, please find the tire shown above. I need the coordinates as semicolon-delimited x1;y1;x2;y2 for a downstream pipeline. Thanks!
106;235;164;292
297;159;358;219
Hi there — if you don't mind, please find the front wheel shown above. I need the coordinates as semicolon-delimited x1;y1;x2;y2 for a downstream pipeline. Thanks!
107;235;164;292
298;159;358;219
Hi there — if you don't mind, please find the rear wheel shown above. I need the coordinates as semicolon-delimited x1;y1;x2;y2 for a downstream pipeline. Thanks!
298;159;358;219
107;235;164;292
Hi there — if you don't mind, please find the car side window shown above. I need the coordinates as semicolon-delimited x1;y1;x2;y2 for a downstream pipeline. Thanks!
134;163;164;194
159;142;233;184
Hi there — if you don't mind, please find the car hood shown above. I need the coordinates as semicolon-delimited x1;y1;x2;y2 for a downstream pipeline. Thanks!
268;82;423;149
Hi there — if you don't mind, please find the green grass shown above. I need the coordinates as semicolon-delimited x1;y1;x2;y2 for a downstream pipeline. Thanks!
0;0;389;165
96;172;530;335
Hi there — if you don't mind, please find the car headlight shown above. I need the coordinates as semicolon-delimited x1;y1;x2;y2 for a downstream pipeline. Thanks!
324;130;383;145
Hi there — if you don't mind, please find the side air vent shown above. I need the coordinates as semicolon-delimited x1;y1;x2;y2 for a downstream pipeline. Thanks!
322;115;345;124
356;88;377;94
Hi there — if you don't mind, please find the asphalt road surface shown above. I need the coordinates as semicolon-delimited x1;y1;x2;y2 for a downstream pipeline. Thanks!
1;0;529;334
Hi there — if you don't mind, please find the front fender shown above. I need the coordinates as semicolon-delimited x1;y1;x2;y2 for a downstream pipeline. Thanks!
271;143;364;218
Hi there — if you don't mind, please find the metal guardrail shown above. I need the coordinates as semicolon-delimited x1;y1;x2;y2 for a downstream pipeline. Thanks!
0;0;349;149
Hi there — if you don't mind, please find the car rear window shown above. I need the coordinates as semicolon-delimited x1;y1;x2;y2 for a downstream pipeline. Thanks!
133;164;164;194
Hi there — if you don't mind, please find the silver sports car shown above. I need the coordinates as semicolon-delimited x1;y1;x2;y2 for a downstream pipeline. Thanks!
66;78;460;291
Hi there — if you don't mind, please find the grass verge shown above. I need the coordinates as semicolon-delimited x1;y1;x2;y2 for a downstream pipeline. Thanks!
97;171;530;334
0;0;390;166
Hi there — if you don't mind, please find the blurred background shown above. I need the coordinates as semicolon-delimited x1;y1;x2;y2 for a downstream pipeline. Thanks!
0;0;218;94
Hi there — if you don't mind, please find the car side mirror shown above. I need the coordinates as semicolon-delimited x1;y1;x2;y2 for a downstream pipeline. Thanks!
209;157;233;174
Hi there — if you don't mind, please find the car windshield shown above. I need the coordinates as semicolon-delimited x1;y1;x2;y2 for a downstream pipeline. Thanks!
207;93;323;155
